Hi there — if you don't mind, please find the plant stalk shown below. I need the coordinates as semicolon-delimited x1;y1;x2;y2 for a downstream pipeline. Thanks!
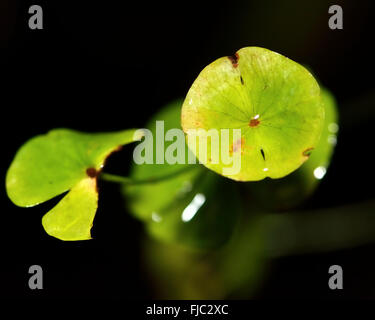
99;165;198;185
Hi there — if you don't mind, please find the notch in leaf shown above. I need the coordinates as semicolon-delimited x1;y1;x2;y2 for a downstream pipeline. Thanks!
6;128;144;241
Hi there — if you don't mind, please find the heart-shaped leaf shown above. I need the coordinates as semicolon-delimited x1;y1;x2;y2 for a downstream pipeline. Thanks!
181;47;324;181
6;128;143;240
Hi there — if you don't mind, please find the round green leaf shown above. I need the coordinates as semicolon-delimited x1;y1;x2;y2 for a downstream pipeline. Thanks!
181;47;324;181
6;128;143;240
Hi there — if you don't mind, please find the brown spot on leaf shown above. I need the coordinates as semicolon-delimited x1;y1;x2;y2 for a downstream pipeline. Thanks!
228;53;239;68
86;167;98;178
249;118;260;127
303;147;314;157
240;76;244;85
230;138;245;155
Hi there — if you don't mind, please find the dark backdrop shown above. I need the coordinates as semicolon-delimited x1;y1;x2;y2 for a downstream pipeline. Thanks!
1;0;375;299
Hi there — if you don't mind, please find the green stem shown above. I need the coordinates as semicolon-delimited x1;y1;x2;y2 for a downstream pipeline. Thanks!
98;173;133;184
99;165;198;185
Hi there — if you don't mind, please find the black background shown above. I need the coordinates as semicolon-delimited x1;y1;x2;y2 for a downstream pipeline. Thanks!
1;0;375;299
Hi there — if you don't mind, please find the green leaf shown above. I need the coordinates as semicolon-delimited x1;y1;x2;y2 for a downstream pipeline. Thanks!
124;100;239;248
245;87;338;210
124;100;202;221
181;47;324;181
142;214;267;299
6;128;143;240
300;87;338;183
42;177;98;241
146;170;240;249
